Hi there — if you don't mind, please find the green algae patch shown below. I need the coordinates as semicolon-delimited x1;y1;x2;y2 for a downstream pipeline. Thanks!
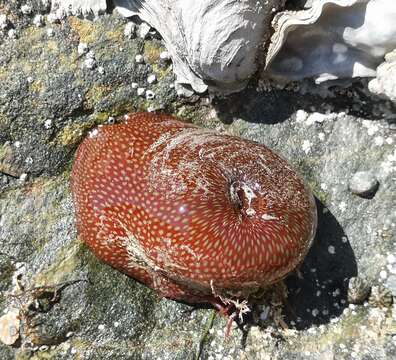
16;348;60;360
84;84;114;110
34;242;83;287
144;41;164;63
105;23;125;44
46;40;59;53
0;142;11;163
55;119;98;147
29;80;44;94
306;178;329;204
68;17;99;44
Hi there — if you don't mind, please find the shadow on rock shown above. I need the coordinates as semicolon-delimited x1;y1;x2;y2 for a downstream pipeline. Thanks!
212;81;395;125
282;198;357;330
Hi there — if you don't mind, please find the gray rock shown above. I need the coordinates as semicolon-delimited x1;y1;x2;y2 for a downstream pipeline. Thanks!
348;171;379;198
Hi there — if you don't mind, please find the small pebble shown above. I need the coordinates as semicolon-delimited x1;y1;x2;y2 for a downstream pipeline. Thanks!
124;22;136;38
138;22;151;39
338;201;347;212
328;245;336;255
44;119;53;129
137;87;146;97
302;140;311;154
84;58;96;70
311;308;319;317
175;83;194;98
78;42;89;56
97;66;105;74
47;28;55;37
19;173;28;182
86;51;95;60
131;82;139;89
33;14;44;27
379;270;388;280
306;112;326;125
387;254;396;264
8;29;17;39
25;157;33;165
21;5;32;15
318;132;325;141
295;109;308;123
0;14;9;30
47;12;60;24
135;54;144;64
159;51;171;61
147;74;157;84
349;171;379;198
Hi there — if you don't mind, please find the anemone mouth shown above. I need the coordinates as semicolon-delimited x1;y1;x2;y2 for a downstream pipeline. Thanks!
229;180;257;218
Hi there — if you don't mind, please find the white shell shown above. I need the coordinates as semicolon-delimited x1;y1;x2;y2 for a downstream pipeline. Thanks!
113;0;285;93
265;0;396;83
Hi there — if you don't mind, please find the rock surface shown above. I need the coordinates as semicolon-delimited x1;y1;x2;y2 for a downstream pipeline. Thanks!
0;4;395;360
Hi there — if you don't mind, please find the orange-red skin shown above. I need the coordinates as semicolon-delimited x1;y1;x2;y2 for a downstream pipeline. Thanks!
71;113;317;304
